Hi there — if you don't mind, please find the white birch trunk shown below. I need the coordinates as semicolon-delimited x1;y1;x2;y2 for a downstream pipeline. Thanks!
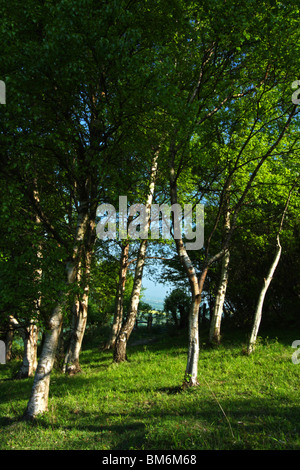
247;237;282;355
169;156;201;386
23;299;66;419
209;181;231;345
17;184;42;378
247;185;294;355
114;239;148;362
62;211;95;374
104;241;130;350
185;292;200;387
114;151;159;362
209;248;230;345
4;315;38;377
175;239;201;387
5;315;19;362
16;322;39;378
23;206;87;419
63;286;89;375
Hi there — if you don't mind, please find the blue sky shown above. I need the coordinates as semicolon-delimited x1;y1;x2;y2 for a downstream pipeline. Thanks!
142;276;174;309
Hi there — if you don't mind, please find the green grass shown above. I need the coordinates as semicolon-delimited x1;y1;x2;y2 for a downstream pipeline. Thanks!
0;326;299;450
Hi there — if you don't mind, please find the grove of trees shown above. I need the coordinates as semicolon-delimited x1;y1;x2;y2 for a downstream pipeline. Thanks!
0;0;299;420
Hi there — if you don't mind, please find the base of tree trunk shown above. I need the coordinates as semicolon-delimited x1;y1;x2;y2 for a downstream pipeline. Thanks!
113;343;128;363
246;343;255;355
113;353;128;363
15;369;35;380
182;376;200;389
64;360;82;375
209;333;222;346
101;340;115;351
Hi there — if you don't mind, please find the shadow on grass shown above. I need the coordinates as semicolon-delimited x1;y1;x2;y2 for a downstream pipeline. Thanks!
10;394;300;450
1;368;299;450
1;326;299;449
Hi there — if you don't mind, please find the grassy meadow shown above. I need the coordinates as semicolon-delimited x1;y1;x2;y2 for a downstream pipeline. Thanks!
0;325;299;451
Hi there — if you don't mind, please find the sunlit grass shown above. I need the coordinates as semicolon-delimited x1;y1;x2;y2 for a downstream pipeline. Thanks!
0;326;299;450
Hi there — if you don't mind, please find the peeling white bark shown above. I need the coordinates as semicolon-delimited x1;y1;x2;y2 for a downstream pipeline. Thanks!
17;184;42;378
105;241;130;350
114;151;159;362
63;209;96;374
6;315;19;362
247;237;282;355
23;301;65;419
209;248;230;345
23;206;86;419
247;185;294;355
209;181;231;345
17;322;39;378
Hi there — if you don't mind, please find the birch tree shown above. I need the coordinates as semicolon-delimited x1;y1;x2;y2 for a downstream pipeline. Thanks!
113;150;159;363
23;174;95;418
161;0;300;386
247;183;297;354
209;181;231;345
103;240;130;350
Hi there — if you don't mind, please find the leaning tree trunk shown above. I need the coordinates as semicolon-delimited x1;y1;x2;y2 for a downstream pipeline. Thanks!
113;151;159;363
247;186;294;355
16;322;39;379
247;237;282;355
209;247;230;345
113;239;148;362
22;299;66;419
169;153;202;387
63;216;96;375
104;241;130;350
23;204;88;419
209;186;231;345
5;315;19;362
16;183;42;377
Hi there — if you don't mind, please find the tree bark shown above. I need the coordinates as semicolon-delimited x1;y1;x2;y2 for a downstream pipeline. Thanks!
114;239;148;362
5;315;19;362
63;214;96;375
16;183;42;378
247;237;282;355
62;266;90;375
113;150;159;363
209;248;230;345
247;185;294;355
209;183;231;345
169;157;201;386
23;296;66;419
23;202;89;419
16;322;39;379
175;238;201;387
104;241;130;350
185;287;201;387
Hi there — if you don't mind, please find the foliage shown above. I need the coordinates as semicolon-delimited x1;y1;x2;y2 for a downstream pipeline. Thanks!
0;0;300;441
164;288;191;328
